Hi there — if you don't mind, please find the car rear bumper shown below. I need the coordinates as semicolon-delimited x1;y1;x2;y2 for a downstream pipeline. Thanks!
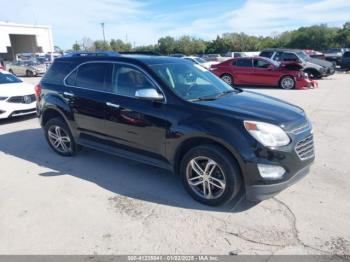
245;164;311;201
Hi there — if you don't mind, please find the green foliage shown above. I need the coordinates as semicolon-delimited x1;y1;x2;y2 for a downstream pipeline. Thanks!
72;22;350;55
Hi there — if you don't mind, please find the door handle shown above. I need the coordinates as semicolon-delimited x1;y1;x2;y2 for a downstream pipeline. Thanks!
106;102;120;109
63;92;74;97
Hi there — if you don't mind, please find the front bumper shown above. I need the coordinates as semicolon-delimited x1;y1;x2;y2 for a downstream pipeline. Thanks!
246;165;311;201
0;101;36;119
296;78;318;89
241;120;314;201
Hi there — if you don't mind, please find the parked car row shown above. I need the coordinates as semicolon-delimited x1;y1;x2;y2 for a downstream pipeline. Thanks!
6;60;48;77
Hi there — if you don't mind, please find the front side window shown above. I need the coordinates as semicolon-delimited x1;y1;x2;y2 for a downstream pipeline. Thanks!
75;63;113;91
260;51;273;58
150;62;235;101
236;59;253;67
112;65;156;97
283;53;299;62
254;59;271;68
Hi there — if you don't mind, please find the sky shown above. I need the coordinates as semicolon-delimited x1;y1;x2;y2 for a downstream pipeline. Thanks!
1;0;350;49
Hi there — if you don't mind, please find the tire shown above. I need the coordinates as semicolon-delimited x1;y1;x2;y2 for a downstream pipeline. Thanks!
26;70;34;77
221;74;234;86
44;117;78;157
279;76;295;90
180;144;242;206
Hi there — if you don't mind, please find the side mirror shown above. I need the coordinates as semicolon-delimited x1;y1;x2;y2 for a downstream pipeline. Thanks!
135;88;164;101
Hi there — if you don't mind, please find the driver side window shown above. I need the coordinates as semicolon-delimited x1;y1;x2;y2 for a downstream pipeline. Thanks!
112;65;156;98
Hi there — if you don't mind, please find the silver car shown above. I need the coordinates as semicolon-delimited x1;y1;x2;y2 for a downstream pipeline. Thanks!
7;60;47;77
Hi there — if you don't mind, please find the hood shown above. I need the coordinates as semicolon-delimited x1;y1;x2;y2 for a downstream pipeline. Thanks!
196;91;306;130
0;82;35;97
309;58;333;68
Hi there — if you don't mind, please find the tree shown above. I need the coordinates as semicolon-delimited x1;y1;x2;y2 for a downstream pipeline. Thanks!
94;40;111;51
110;39;132;52
72;43;81;51
158;36;176;55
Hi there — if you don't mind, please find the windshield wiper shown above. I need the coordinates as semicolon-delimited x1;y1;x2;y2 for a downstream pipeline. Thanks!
189;89;238;102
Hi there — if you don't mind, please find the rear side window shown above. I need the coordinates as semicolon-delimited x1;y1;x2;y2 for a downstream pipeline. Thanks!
75;63;113;92
343;52;350;58
41;61;74;85
235;59;253;67
260;51;273;58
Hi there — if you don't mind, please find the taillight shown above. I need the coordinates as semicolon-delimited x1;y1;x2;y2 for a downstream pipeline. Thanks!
35;84;42;98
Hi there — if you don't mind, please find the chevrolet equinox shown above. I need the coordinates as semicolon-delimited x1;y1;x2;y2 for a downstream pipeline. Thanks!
36;51;315;206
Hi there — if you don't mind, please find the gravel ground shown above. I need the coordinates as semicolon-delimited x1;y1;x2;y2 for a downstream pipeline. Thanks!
0;73;349;256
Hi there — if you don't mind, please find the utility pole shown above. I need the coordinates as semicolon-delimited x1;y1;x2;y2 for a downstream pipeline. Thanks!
101;22;106;44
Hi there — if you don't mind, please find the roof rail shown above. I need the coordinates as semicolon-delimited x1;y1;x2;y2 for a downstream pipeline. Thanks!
64;51;119;57
119;51;161;56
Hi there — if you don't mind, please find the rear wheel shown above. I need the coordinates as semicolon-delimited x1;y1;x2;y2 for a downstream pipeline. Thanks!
221;74;234;86
279;76;295;90
180;144;242;206
44;117;78;157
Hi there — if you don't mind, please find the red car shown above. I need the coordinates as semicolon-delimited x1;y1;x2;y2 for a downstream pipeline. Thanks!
210;57;317;89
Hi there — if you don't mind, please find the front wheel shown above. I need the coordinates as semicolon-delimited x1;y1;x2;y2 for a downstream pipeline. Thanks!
44;117;78;157
180;145;242;206
279;76;295;90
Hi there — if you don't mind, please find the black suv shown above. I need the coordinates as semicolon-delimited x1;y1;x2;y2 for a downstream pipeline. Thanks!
36;51;315;206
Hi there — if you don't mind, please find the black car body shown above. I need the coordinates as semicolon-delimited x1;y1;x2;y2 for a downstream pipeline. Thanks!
260;48;335;79
36;52;315;206
341;51;350;70
324;48;345;65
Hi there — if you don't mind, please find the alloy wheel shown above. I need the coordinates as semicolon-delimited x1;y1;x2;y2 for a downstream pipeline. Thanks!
281;77;294;89
221;75;233;86
186;156;226;200
48;125;72;154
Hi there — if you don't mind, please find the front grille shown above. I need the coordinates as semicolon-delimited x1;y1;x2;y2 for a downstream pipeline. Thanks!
295;135;315;161
7;94;36;104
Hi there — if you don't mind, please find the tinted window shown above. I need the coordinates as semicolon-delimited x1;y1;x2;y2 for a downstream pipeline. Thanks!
112;65;155;97
236;59;252;67
76;63;113;91
283;53;299;62
254;59;271;68
65;69;77;86
343;52;350;58
42;61;74;85
260;51;274;58
274;52;283;61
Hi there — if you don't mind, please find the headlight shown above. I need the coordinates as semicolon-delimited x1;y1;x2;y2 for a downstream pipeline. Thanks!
244;121;291;147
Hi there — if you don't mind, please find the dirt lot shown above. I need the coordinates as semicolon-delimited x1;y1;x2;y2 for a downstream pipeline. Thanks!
0;73;349;256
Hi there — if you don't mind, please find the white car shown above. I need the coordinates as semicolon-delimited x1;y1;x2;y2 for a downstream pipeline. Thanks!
0;70;36;119
182;56;217;69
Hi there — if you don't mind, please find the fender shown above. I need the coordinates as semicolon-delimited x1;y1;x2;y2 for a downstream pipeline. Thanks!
41;94;78;137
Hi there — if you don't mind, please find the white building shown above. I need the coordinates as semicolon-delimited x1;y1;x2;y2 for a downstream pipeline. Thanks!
0;22;54;61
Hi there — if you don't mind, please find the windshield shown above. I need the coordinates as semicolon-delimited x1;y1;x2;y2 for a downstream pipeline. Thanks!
0;72;22;84
327;48;342;53
297;51;310;61
150;62;236;101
